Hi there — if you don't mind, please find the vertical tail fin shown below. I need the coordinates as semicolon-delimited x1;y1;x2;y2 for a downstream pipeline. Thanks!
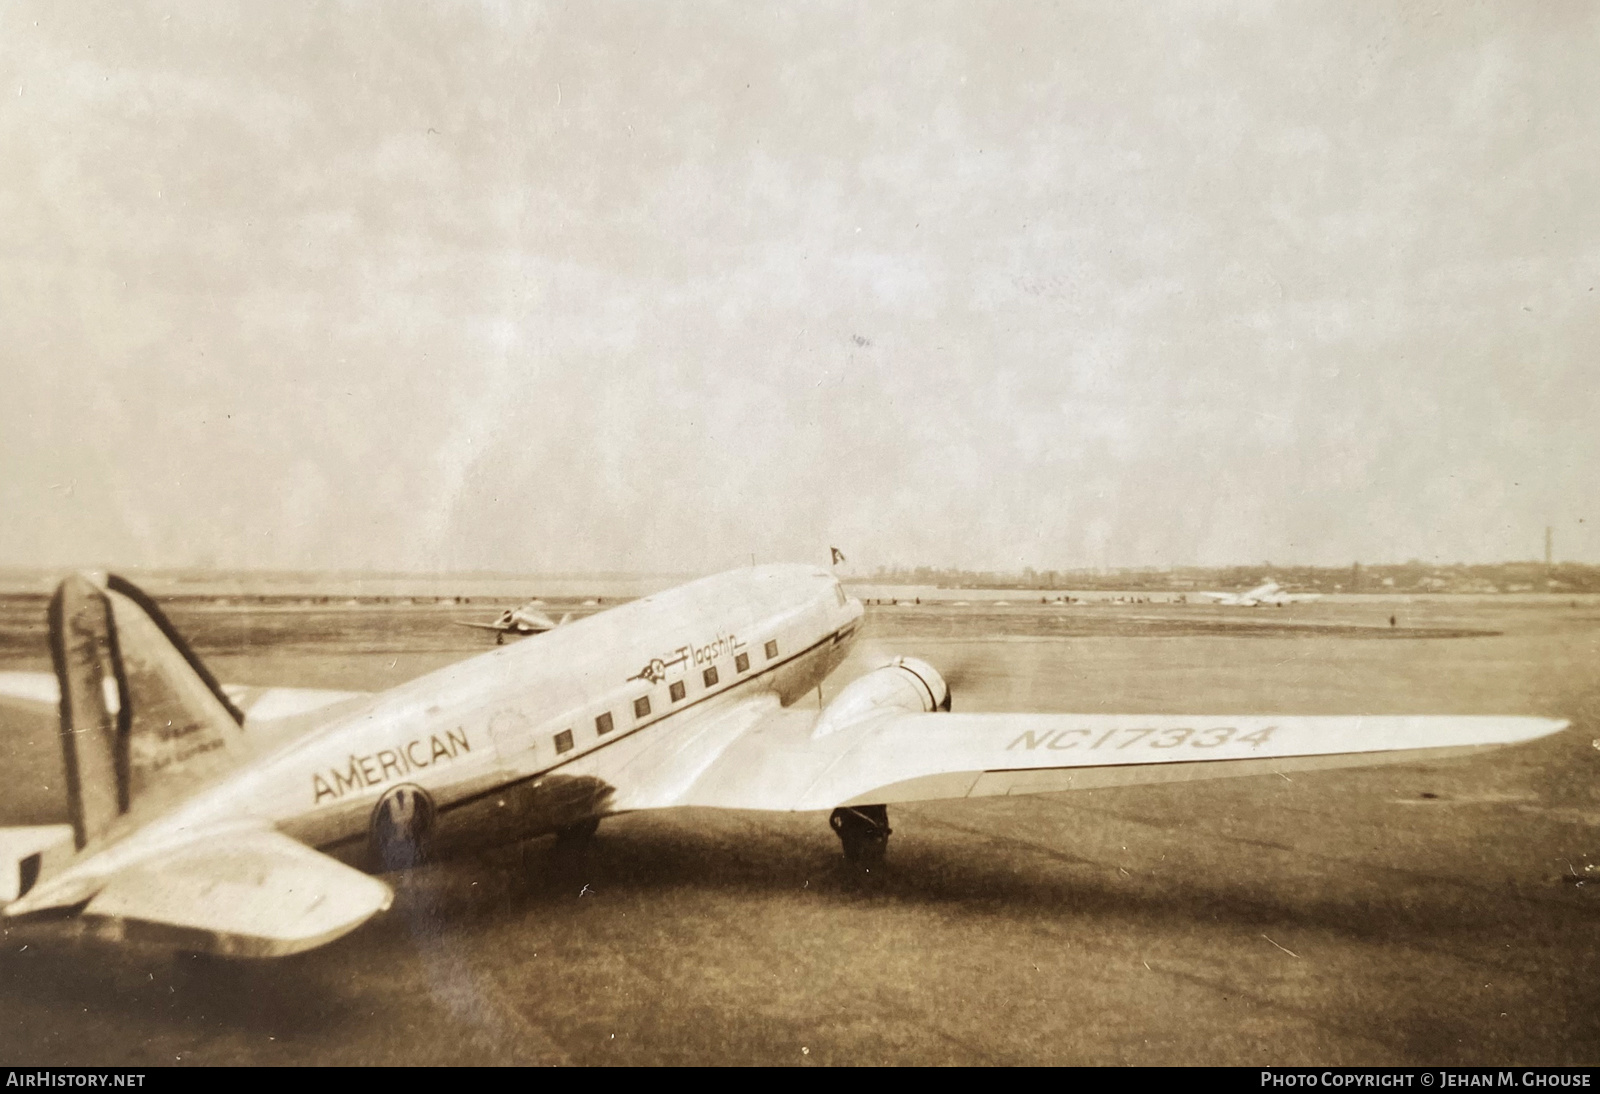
48;573;244;849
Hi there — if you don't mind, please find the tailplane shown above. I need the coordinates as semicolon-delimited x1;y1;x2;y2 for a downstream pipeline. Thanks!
48;573;245;850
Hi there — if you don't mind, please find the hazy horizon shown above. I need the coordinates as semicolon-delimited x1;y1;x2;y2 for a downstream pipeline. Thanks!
0;553;1587;582
4;3;1596;573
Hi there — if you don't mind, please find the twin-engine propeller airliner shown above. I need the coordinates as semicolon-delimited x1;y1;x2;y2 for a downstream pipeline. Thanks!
0;566;1566;959
455;599;570;643
1197;580;1323;607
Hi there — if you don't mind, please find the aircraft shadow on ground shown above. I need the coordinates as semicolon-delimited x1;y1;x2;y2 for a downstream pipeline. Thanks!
2;809;1594;1044
372;810;1588;956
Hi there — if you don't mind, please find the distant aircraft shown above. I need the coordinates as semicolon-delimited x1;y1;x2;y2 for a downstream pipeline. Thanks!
1197;580;1323;607
0;566;1562;958
457;600;571;643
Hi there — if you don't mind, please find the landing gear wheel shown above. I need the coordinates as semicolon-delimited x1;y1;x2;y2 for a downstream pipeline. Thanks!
829;805;891;869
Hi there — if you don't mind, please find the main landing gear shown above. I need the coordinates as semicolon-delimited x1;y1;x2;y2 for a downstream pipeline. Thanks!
829;805;891;869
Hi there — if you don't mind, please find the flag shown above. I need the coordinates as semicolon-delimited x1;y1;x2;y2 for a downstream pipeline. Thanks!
830;547;845;565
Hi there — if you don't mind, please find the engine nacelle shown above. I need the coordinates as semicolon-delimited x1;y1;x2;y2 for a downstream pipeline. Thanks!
812;657;950;739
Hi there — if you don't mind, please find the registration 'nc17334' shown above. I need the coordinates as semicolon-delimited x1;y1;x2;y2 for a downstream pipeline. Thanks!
1006;725;1280;752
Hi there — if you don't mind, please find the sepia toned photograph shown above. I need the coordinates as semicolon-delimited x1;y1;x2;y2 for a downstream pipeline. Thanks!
2;1;1597;1069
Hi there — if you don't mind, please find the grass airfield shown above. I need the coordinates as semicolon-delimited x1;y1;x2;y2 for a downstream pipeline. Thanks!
1;591;1598;1066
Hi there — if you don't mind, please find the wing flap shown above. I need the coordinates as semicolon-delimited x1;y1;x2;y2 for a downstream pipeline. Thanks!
604;693;805;811
73;828;393;957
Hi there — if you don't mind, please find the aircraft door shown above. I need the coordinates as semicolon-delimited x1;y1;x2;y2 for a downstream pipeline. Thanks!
488;707;541;767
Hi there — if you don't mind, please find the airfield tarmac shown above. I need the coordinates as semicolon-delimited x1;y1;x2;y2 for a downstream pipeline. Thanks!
2;593;1599;1066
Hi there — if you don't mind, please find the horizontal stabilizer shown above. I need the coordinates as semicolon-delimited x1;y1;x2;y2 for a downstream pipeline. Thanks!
219;684;368;722
0;672;63;709
0;671;365;726
0;826;75;903
73;828;393;958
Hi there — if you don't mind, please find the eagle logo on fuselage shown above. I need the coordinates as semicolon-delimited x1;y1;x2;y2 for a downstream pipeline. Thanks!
630;658;668;684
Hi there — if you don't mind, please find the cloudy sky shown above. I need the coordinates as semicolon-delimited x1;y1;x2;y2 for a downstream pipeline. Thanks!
2;1;1596;574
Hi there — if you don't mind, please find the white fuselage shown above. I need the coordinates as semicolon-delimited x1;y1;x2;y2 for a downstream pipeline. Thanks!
1206;582;1314;607
67;565;864;882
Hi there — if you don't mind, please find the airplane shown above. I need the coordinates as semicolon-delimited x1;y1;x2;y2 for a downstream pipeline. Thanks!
455;599;571;643
0;565;1565;959
1197;580;1323;607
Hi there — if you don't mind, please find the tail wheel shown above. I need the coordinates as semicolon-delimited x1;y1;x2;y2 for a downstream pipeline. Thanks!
371;784;436;871
829;805;891;868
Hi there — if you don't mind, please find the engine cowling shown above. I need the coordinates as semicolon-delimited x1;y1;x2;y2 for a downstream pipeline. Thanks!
812;657;950;739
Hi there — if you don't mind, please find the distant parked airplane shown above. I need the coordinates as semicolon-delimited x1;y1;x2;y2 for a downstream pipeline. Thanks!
1197;580;1322;607
457;600;571;643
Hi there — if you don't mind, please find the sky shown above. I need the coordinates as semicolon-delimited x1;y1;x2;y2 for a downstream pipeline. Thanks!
2;1;1597;575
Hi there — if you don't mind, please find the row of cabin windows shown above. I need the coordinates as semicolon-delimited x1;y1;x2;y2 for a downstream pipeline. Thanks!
552;637;780;755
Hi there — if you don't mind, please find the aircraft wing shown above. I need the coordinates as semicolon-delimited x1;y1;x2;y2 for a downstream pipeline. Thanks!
604;702;1567;813
6;826;393;957
454;614;557;634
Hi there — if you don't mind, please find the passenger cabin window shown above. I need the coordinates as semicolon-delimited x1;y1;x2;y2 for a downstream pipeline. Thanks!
595;711;614;736
634;696;651;718
554;729;574;754
703;666;718;687
669;680;686;702
764;639;778;660
735;652;749;673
